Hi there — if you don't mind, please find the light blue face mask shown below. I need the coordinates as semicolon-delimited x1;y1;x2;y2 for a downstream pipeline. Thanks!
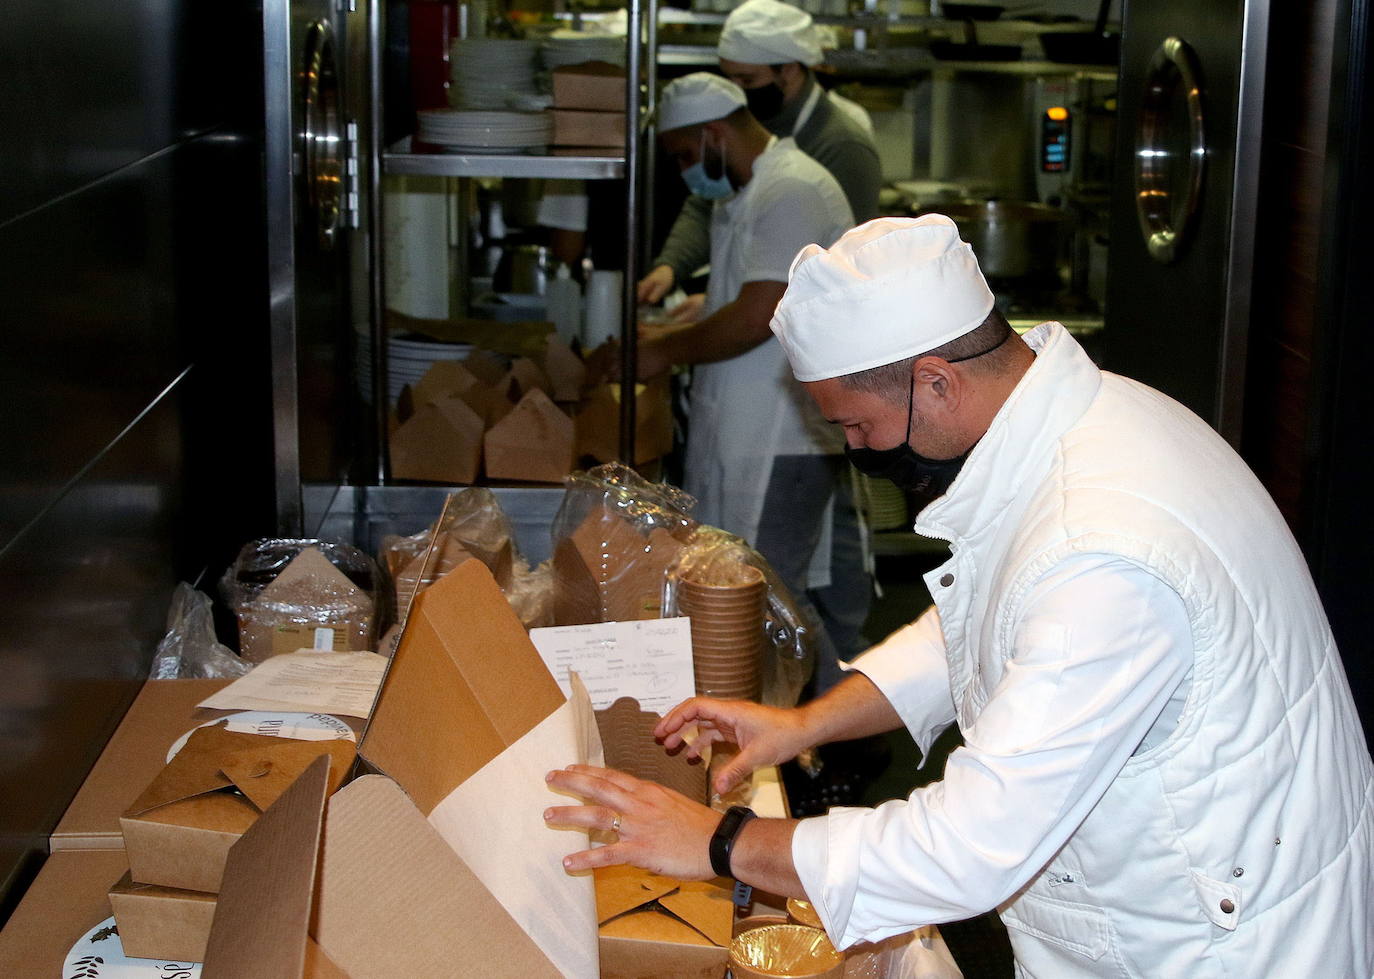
681;131;732;200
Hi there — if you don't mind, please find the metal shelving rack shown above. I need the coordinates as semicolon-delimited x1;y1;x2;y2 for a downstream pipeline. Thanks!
366;0;655;478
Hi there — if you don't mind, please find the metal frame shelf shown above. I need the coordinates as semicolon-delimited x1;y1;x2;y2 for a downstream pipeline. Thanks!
382;137;625;179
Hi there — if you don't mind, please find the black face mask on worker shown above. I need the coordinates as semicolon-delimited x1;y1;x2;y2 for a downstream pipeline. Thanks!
844;327;1012;509
844;375;972;510
744;81;786;121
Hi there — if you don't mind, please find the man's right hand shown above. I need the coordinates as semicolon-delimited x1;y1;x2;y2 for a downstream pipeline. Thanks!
655;699;814;796
637;264;676;304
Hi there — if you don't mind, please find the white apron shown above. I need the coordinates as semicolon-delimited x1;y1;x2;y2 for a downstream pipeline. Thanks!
681;139;845;586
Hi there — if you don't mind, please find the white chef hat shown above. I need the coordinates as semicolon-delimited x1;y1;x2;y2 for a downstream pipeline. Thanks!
657;72;748;133
718;0;824;68
770;215;996;382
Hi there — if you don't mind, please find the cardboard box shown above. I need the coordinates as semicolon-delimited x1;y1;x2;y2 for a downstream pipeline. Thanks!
120;725;356;892
201;560;580;976
108;871;216;961
0;850;130;975
552;61;627;112
576;376;674;466
236;547;375;664
552;109;627;148
389;396;485;485
413;359;512;426
201;559;742;977
543;334;588;403
596;866;735;979
52;678;235;850
483;388;576;484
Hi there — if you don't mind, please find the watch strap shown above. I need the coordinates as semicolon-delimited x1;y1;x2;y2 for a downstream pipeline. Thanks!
709;805;757;879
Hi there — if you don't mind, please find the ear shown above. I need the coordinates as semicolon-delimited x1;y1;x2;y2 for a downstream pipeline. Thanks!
912;357;962;419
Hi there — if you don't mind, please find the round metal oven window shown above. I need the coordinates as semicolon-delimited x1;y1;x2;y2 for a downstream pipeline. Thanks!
1134;36;1206;264
301;20;342;250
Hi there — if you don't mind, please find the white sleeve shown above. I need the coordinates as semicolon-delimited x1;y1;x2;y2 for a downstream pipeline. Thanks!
846;604;955;757
792;555;1193;948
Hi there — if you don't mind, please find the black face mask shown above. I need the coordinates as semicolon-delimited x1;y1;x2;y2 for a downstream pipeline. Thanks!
844;327;1012;510
744;82;785;122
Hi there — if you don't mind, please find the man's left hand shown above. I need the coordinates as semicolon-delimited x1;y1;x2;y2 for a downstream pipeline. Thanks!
545;764;721;879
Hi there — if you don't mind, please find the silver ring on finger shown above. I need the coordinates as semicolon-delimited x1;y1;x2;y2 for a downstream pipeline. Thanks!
610;812;622;833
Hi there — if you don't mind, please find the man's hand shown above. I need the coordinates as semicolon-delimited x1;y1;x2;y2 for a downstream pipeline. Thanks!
545;765;721;879
656;699;814;796
637;264;676;304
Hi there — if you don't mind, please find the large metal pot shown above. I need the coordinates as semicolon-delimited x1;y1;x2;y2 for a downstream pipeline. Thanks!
915;199;1067;283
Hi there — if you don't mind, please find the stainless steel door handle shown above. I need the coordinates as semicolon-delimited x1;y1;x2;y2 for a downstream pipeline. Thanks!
1134;36;1206;264
301;19;343;251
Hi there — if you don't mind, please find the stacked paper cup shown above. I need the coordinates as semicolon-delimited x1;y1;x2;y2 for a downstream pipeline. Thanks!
678;564;766;701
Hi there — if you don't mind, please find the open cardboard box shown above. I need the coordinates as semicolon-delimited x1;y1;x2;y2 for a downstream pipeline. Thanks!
120;725;356;892
200;559;734;977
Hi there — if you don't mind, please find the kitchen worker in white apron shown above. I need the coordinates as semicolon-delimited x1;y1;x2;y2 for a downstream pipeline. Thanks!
549;216;1374;977
640;0;881;315
634;74;862;691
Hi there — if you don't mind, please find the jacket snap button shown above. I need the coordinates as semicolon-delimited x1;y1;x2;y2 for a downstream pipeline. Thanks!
1219;899;1235;914
1232;868;1243;878
939;573;954;587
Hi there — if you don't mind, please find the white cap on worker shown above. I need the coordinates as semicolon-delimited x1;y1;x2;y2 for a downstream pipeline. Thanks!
657;72;748;133
770;215;996;382
718;0;824;68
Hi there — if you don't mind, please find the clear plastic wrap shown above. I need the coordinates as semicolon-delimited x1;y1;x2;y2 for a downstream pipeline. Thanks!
378;487;518;621
665;526;817;709
221;539;380;664
550;463;698;626
505;557;555;630
150;583;251;679
549;463;817;708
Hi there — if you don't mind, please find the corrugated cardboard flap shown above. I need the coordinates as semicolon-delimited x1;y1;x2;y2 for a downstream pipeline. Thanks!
202;754;331;978
314;774;560;976
360;559;565;815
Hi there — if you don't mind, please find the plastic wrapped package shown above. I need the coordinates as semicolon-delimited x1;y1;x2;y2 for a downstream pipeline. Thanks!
550;463;698;625
665;526;817;710
550;463;816;708
377;487;518;621
150;583;252;679
505;557;555;630
221;540;380;665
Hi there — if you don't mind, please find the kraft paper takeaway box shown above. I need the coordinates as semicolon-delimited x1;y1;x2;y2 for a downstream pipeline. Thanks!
119;725;355;893
201;558;731;977
204;558;594;976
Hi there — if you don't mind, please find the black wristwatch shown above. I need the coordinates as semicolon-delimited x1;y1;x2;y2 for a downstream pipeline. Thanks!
709;805;758;879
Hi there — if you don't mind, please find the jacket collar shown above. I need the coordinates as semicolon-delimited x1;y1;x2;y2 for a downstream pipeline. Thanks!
913;323;1102;544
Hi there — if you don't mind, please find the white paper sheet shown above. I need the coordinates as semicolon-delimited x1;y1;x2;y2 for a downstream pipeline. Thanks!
528;618;695;714
427;687;599;979
196;651;388;718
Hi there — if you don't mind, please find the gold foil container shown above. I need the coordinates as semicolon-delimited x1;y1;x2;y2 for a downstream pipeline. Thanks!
728;923;844;979
786;898;824;930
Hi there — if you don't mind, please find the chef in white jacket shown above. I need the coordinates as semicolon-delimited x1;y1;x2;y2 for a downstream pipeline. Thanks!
549;216;1374;977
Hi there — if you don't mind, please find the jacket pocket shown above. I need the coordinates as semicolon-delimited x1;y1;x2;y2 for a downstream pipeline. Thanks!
1000;888;1112;961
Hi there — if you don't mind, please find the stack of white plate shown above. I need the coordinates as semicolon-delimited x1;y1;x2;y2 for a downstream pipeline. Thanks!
450;38;539;109
541;31;626;69
416;109;552;154
356;333;476;406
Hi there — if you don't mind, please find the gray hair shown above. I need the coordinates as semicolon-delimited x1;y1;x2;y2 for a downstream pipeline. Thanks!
837;307;1014;397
